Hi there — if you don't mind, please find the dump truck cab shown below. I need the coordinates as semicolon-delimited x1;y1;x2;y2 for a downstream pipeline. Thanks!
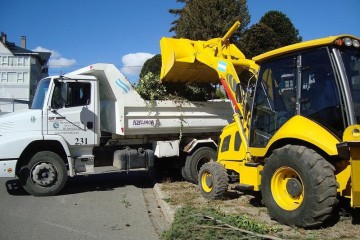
160;22;360;227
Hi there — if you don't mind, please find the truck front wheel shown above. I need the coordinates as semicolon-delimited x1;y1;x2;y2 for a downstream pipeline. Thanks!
19;151;67;196
261;145;338;228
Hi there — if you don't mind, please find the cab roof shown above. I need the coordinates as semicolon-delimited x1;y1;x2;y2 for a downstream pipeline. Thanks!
253;34;360;63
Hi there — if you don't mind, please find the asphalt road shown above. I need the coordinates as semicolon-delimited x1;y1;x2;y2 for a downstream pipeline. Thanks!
0;171;167;240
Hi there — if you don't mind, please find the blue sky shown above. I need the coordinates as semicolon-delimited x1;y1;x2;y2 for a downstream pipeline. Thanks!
1;0;359;83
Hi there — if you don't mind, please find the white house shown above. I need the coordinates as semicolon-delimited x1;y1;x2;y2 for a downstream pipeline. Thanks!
0;32;51;113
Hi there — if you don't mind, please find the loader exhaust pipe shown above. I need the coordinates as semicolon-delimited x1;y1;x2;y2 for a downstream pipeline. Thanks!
221;21;240;43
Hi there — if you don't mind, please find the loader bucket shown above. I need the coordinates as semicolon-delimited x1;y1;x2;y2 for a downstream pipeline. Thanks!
160;37;220;84
160;21;258;84
160;37;254;84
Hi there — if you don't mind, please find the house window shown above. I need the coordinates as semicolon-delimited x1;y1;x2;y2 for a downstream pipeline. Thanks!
17;72;23;82
2;56;8;66
18;57;24;66
23;72;29;82
8;56;16;66
1;72;6;82
7;72;16;82
24;57;30;66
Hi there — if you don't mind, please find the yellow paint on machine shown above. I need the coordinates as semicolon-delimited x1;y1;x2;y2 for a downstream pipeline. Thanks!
343;125;360;207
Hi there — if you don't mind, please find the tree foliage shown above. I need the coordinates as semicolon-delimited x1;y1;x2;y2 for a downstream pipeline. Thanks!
239;10;302;58
238;23;280;59
136;72;167;101
136;72;215;101
169;0;250;40
139;54;162;78
259;10;302;46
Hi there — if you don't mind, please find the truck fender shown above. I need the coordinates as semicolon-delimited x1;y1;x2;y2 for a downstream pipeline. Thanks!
182;139;218;183
0;134;43;159
42;135;74;176
183;138;218;154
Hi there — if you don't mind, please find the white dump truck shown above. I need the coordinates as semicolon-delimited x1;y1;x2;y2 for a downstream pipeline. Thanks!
0;63;232;196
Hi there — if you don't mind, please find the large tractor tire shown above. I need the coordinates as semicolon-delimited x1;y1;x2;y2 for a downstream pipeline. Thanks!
19;151;68;196
261;145;338;228
198;162;228;200
184;147;216;183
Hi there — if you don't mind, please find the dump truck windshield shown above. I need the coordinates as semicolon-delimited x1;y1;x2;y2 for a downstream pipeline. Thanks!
31;78;50;109
340;48;360;124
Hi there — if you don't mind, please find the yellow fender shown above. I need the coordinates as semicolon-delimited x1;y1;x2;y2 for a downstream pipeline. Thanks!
251;115;340;157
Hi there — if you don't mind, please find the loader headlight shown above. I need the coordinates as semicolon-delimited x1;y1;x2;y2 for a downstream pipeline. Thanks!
335;37;360;48
353;39;360;48
344;37;352;46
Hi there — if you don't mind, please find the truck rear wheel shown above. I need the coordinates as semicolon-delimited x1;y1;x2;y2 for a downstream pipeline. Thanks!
19;151;67;196
261;145;338;228
181;166;191;181
184;147;216;183
198;162;228;200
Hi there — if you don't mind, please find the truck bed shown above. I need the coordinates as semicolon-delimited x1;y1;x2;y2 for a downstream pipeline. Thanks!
100;95;232;136
122;99;232;135
69;63;233;136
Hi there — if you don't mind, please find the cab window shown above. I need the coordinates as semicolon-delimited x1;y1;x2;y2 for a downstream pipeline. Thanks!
250;55;297;147
51;82;91;109
300;48;344;136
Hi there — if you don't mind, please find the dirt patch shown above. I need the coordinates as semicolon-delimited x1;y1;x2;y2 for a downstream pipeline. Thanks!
157;180;360;240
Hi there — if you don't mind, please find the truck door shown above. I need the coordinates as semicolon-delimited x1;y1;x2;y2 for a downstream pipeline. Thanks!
47;80;97;146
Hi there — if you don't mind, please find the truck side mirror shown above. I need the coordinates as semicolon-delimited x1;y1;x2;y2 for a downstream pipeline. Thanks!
235;83;242;103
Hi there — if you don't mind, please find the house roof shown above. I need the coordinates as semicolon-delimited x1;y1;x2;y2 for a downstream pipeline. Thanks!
3;41;51;65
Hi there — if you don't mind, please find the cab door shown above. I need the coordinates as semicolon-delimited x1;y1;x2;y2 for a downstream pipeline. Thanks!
47;80;97;147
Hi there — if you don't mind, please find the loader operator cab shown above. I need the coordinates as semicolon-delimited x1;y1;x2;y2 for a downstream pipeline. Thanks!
250;37;360;147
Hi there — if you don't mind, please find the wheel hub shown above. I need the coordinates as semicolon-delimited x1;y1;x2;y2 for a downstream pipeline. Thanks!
205;175;213;188
286;178;302;198
271;167;304;211
201;171;214;193
31;162;57;187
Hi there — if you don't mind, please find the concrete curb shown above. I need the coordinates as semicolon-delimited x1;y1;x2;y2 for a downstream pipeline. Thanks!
153;183;176;225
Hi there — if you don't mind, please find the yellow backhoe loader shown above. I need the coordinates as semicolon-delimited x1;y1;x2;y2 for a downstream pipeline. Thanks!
160;21;360;228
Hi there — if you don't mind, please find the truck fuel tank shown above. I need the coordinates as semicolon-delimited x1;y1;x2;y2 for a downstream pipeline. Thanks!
113;147;154;171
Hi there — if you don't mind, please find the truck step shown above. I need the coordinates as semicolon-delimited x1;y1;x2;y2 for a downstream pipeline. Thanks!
74;155;95;174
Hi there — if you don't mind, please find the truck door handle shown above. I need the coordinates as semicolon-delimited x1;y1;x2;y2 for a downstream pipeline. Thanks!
87;122;93;129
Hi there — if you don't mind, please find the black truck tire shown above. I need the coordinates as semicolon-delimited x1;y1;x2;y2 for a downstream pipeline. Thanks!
184;147;216;183
19;151;67;196
198;162;228;200
181;166;191;182
261;145;338;228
